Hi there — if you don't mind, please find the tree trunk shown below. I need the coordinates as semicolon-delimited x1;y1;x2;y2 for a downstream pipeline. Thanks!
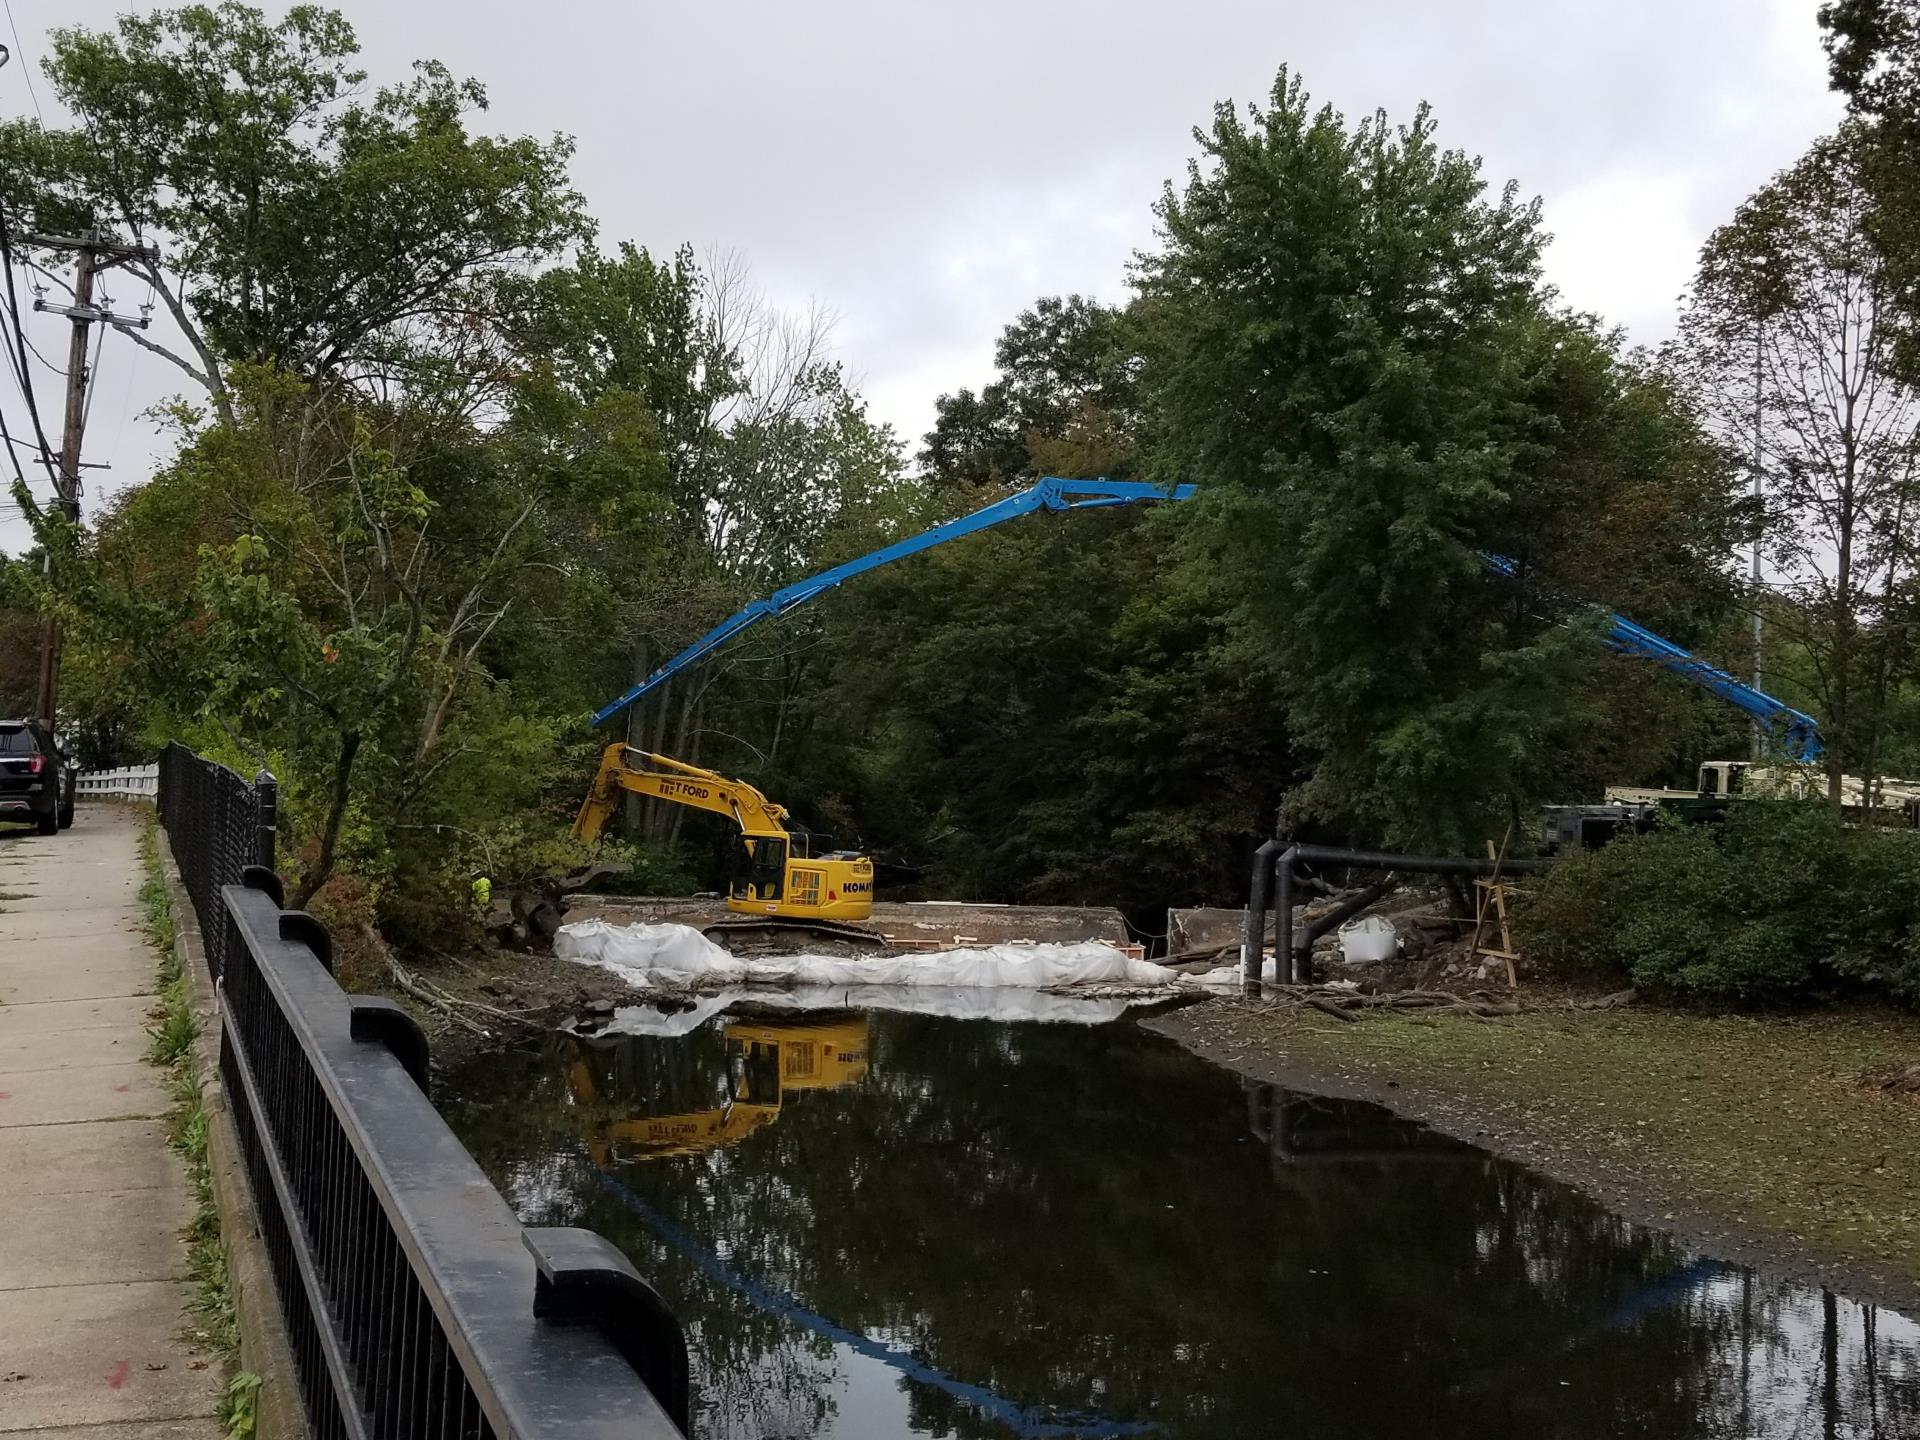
623;639;647;836
665;690;706;853
1829;532;1855;814
769;652;791;766
653;681;699;847
643;675;674;842
291;730;361;909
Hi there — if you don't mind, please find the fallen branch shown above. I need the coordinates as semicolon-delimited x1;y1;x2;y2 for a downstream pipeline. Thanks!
358;923;538;1037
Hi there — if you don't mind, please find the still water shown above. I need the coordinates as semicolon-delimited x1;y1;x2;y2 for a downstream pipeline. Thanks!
438;1002;1920;1439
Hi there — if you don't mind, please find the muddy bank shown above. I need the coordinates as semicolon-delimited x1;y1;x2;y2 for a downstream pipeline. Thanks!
352;943;644;1074
1147;997;1920;1312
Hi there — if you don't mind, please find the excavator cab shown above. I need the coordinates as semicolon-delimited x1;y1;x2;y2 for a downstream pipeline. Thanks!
733;834;790;904
729;830;871;919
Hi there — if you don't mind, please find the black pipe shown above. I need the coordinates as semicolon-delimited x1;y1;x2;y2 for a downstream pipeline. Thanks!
1290;843;1554;878
1243;838;1284;992
1245;839;1553;989
1294;877;1397;980
1275;846;1300;985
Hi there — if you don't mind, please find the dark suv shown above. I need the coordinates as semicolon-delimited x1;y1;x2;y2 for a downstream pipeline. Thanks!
0;719;74;834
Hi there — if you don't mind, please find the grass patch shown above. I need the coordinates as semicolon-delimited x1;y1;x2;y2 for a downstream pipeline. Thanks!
138;821;251;1419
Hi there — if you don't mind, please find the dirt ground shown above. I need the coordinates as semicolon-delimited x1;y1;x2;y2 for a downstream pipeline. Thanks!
341;939;643;1073
1147;996;1920;1311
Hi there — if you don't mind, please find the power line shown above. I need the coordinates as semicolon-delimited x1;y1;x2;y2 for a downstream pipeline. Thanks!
0;195;58;477
0;380;29;495
1;0;44;124
16;326;64;375
0;318;51;476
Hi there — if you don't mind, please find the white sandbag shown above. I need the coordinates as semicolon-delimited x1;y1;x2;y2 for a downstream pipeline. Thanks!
555;920;751;986
585;985;1141;1032
553;920;1180;992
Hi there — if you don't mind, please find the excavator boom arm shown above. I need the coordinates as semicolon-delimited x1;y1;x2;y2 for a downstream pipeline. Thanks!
591;477;1197;726
572;743;789;844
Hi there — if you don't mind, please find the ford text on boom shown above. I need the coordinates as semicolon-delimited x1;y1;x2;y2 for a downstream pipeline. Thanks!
660;781;712;801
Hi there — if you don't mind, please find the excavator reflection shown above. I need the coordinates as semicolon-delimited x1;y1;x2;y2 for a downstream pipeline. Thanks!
565;1013;870;1164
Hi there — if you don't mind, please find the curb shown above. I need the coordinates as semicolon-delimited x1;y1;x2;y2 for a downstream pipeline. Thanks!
159;840;307;1440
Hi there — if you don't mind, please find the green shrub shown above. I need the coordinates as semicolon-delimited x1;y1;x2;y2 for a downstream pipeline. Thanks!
1521;803;1920;1002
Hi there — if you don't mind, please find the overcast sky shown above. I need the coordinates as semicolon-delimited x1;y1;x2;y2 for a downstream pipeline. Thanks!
0;0;1844;552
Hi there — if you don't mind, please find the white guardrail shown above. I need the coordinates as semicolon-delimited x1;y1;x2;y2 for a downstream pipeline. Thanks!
76;763;159;798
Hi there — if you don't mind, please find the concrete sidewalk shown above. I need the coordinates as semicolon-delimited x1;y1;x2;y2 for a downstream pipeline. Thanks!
0;805;221;1438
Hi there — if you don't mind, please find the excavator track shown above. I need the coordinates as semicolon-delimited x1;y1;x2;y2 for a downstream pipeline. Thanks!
701;916;890;954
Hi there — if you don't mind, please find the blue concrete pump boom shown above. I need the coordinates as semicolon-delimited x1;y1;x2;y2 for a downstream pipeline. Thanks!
591;476;1197;726
592;476;1822;762
1479;553;1823;761
1602;614;1822;761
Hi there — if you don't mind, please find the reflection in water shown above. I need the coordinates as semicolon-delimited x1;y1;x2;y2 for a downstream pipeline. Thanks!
566;1014;871;1162
440;1008;1920;1439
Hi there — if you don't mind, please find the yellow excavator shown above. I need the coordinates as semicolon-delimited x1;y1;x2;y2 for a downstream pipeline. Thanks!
565;1013;870;1163
572;745;876;930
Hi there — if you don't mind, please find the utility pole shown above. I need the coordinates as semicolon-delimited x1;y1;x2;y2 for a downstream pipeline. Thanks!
32;235;95;729
1751;321;1765;759
20;228;155;730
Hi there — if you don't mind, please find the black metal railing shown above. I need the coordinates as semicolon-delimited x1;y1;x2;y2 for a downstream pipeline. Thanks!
158;745;690;1439
156;741;277;981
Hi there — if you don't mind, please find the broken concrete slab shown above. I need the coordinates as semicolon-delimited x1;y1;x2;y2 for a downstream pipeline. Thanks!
1167;906;1270;957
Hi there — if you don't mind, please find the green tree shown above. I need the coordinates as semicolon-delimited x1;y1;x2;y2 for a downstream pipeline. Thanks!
0;3;587;417
921;294;1138;486
0;553;41;721
1671;129;1920;805
1822;2;1920;382
1137;71;1610;851
509;242;915;857
66;368;576;913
